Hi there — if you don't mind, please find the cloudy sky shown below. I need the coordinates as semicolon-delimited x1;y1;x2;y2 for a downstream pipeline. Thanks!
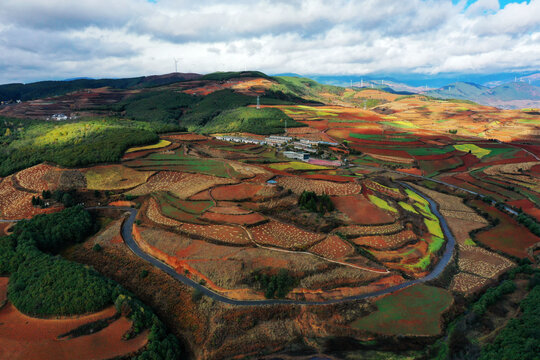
0;0;539;84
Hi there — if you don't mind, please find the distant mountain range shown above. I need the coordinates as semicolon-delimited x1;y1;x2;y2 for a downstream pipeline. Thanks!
2;70;540;110
276;72;540;109
422;81;540;109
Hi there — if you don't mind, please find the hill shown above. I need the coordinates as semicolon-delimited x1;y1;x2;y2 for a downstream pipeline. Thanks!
0;73;201;102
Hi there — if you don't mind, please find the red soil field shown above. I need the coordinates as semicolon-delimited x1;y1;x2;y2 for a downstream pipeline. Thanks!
512;144;540;158
251;221;325;250
418;156;462;176
308;235;355;260
451;153;481;172
353;146;412;159
396;168;423;176
507;199;540;221
472;200;540;258
210;183;268;201
207;205;252;215
0;277;7;303
200;211;266;225
0;304;147;360
530;164;540;175
332;195;395;225
190;190;212;200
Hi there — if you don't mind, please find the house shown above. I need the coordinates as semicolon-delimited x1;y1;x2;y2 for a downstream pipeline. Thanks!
265;135;292;147
51;113;68;121
216;135;266;145
283;151;310;161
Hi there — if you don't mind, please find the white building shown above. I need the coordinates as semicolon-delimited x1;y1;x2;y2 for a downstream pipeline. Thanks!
51;114;68;121
265;135;293;147
283;151;310;161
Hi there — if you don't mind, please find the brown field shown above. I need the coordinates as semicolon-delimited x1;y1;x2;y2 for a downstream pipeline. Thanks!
251;221;325;250
450;272;491;295
308;235;355;260
210;183;278;201
13;163;64;192
180;223;251;245
126;171;236;199
276;176;362;196
352;229;418;250
200;211;266;225
91;217;125;246
0;304;147;360
207;205;252;215
163;133;209;141
0;176;62;219
333;222;404;237
458;245;515;279
445;217;488;245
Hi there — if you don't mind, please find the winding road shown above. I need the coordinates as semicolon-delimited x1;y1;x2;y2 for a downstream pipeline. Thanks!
4;164;523;306
93;182;456;306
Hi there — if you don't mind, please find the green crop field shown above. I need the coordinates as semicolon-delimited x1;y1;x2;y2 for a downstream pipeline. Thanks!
368;194;398;213
124;149;238;178
352;284;453;336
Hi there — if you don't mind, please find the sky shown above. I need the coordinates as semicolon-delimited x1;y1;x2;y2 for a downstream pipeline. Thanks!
0;0;538;84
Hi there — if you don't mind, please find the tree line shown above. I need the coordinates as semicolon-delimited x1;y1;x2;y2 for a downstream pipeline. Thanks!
0;206;182;359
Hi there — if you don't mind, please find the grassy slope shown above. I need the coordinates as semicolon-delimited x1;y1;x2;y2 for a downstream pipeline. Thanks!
0;117;176;176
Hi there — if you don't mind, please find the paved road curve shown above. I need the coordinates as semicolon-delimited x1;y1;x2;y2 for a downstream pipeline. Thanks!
96;183;456;306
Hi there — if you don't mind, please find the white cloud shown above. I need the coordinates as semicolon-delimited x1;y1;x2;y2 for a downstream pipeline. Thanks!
0;0;538;83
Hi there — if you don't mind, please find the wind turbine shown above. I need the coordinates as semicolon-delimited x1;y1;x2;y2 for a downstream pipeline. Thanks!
173;58;181;73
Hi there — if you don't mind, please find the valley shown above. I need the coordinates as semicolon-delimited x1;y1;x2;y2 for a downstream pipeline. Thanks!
0;72;539;360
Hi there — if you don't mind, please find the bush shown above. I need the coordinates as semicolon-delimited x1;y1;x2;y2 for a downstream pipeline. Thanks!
472;280;517;316
253;269;297;299
480;285;540;360
298;191;335;215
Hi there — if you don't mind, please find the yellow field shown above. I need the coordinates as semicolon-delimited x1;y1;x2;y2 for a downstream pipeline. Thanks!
268;162;329;171
454;144;491;158
126;139;171;153
84;165;155;190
